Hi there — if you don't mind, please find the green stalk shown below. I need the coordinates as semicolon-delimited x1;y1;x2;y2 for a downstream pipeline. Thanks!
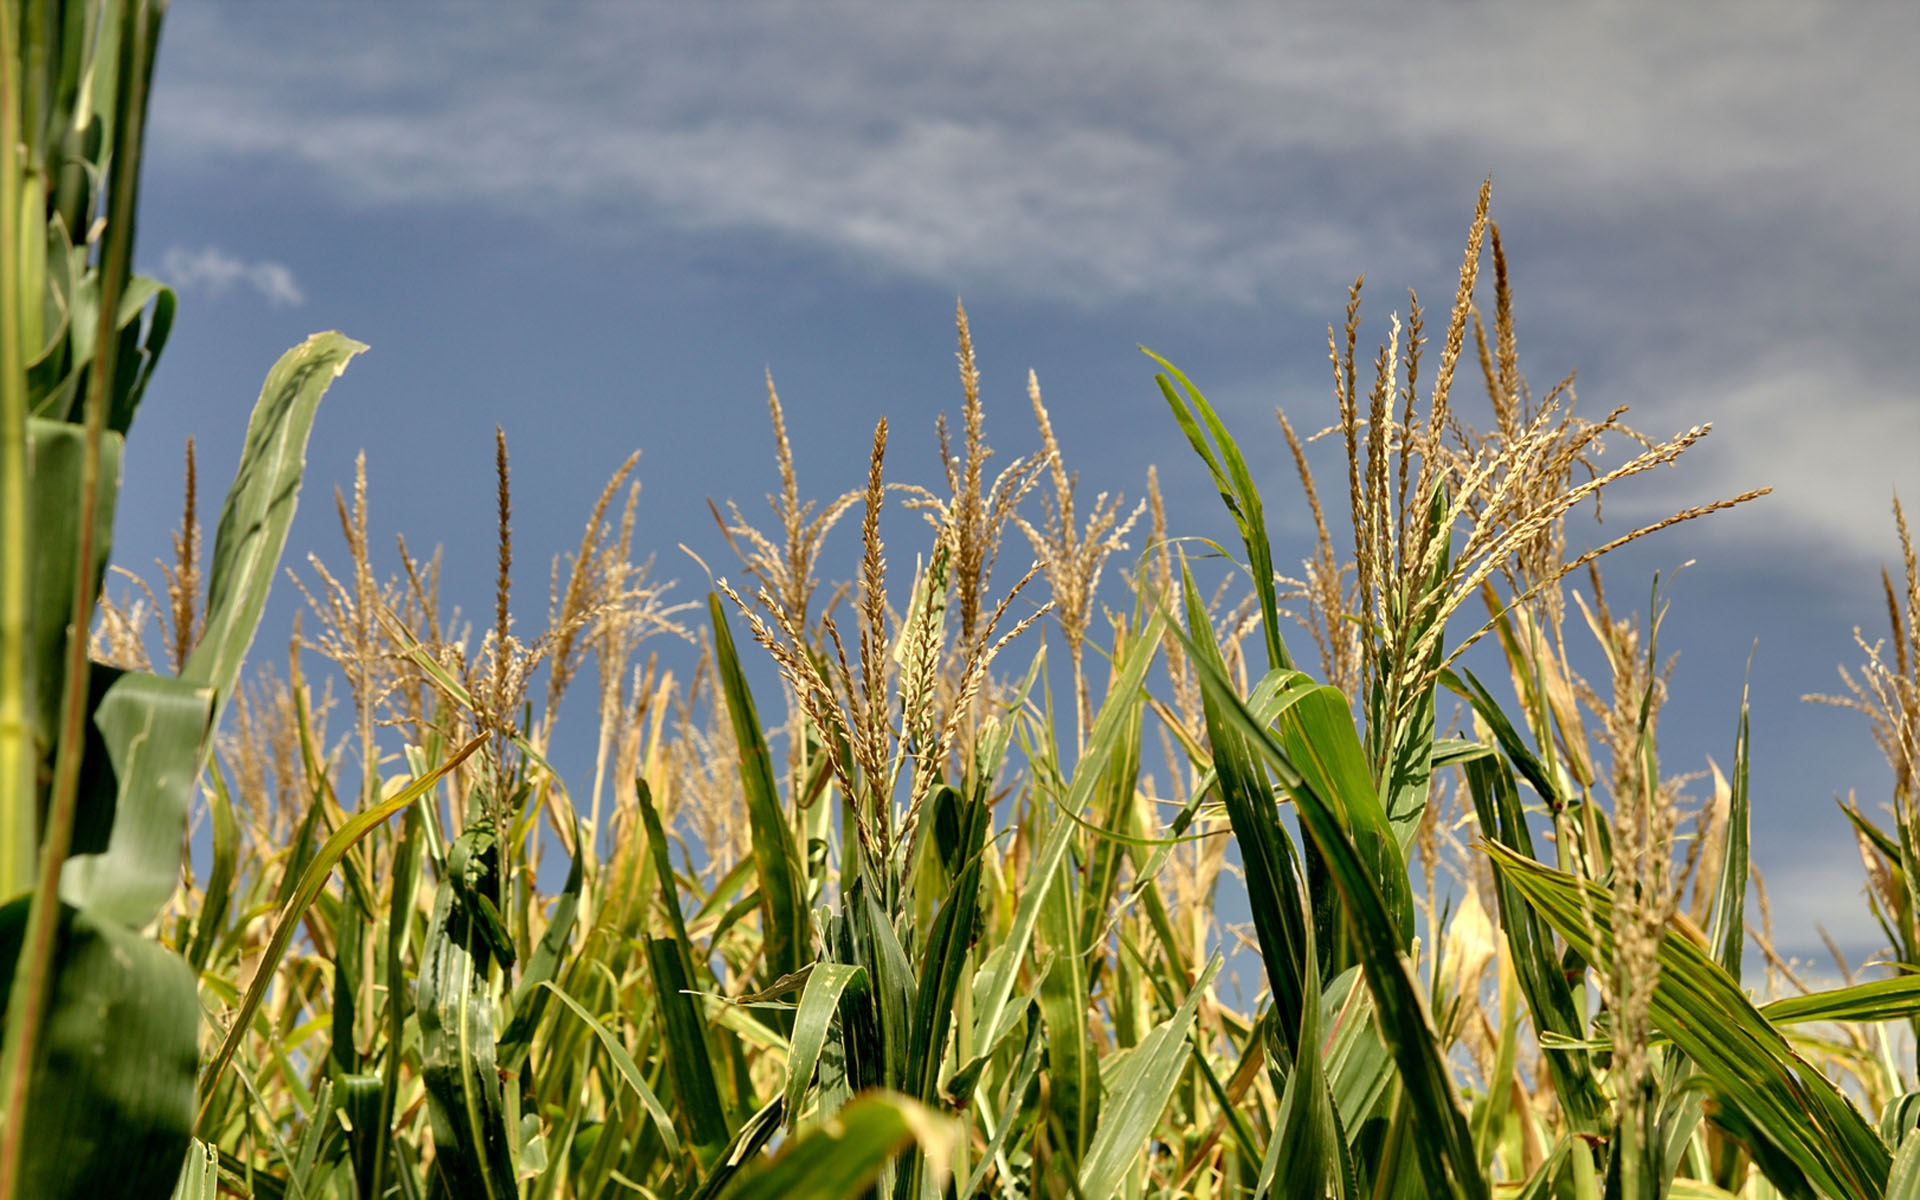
0;6;152;1194
0;0;34;904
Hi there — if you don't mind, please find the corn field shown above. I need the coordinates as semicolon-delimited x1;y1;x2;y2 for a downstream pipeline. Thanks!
7;4;1920;1199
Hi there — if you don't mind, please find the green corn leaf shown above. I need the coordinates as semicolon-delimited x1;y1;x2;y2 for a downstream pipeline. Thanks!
724;1091;954;1200
1264;945;1350;1200
1078;955;1220;1197
633;777;730;1150
1079;666;1145;965
971;610;1162;1051
785;962;868;1127
537;981;683;1164
908;782;990;1105
1275;677;1415;949
957;1006;1046;1200
646;937;732;1158
1461;752;1606;1134
58;669;212;927
498;823;583;1072
0;899;197;1200
184;761;238;970
1487;842;1889;1200
1320;967;1394;1146
416;821;517;1200
1179;618;1488;1200
1889;1131;1920;1200
1147;349;1291;673
1444;668;1566;814
19;417;120;770
169;1140;217;1200
1179;563;1313;1059
1708;687;1751;975
195;734;483;1123
708;594;809;993
1760;975;1920;1025
1037;819;1099;1162
685;1097;784;1200
849;879;916;1097
182;332;366;724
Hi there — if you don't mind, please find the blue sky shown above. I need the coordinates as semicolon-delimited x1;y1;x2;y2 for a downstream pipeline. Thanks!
115;4;1920;963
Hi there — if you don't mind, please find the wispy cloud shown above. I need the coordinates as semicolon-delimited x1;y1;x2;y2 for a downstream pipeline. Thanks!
142;4;1920;569
147;6;1917;304
159;245;305;307
1610;347;1920;564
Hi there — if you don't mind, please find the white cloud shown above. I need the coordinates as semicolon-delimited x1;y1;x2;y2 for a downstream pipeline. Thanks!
145;5;1918;305
159;245;305;307
1605;347;1920;563
141;5;1920;567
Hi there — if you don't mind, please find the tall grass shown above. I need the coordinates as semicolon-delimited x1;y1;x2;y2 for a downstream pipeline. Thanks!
10;4;1920;1199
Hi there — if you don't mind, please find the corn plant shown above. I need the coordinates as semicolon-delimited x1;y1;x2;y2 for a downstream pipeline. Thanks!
18;5;1920;1199
0;2;371;1196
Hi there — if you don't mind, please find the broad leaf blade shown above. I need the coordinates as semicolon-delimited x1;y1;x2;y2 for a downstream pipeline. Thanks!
1179;620;1488;1200
724;1092;953;1200
708;594;809;992
785;962;867;1127
1488;843;1888;1200
0;900;197;1200
183;332;366;719
1180;564;1313;1058
59;670;212;927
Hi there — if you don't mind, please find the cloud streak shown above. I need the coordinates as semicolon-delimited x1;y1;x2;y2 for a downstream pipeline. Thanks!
143;4;1920;567
159;245;305;307
147;7;1917;300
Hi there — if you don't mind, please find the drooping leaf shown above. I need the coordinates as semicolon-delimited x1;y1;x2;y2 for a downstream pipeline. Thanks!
1487;842;1889;1200
785;962;868;1127
1760;976;1920;1025
1179;620;1488;1200
538;981;683;1164
1147;350;1292;673
195;735;483;1121
58;669;212;926
182;332;366;724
